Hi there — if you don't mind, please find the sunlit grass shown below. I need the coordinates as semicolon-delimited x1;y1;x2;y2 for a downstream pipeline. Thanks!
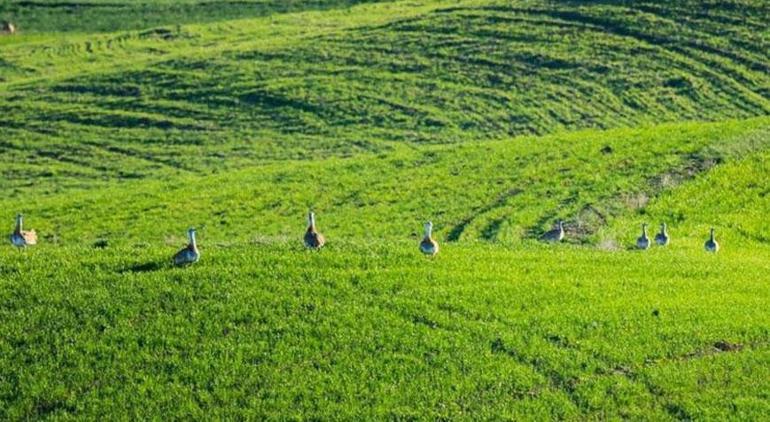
1;0;769;418
2;0;768;189
0;242;768;419
2;118;768;246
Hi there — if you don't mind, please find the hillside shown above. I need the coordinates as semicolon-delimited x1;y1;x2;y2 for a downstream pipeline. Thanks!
1;0;769;419
2;0;769;190
604;147;770;249
2;117;769;246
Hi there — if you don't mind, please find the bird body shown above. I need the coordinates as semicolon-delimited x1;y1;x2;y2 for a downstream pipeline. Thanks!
10;214;37;248
655;223;670;246
636;223;650;250
540;220;565;242
304;212;325;249
173;228;200;266
419;221;439;256
704;228;719;253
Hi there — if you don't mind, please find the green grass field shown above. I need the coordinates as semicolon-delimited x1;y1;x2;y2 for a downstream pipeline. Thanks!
2;244;769;419
1;0;769;419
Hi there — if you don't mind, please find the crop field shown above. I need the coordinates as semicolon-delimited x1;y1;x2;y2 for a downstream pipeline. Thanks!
1;0;769;419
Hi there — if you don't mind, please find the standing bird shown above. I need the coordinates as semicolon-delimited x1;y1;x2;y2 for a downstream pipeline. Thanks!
173;228;200;266
655;223;670;246
304;212;325;249
10;214;37;248
1;21;15;35
540;220;565;243
419;221;439;256
704;228;719;253
636;223;650;250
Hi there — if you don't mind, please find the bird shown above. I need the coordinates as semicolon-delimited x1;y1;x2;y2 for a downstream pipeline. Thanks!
9;214;37;248
655;223;670;246
172;228;200;266
419;221;439;256
540;220;565;243
636;223;650;250
1;21;15;35
304;212;325;249
704;227;719;253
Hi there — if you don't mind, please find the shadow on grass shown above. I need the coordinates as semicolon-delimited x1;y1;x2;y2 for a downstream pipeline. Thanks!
121;262;165;273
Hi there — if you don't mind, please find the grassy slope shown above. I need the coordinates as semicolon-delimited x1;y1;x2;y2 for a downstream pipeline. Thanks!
1;0;770;419
2;117;769;419
2;117;769;245
605;147;770;250
1;0;768;190
1;244;769;419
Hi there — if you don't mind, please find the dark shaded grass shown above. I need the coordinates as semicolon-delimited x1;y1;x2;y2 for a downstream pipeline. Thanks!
0;0;388;33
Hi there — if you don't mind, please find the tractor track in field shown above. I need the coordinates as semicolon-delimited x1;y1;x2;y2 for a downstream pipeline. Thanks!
447;188;523;241
79;141;198;174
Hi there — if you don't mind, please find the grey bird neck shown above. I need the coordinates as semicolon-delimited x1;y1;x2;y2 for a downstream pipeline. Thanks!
188;229;197;247
15;215;22;232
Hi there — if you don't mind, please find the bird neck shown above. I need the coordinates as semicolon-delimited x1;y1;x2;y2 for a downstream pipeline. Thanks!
424;225;433;239
14;216;22;233
642;225;648;236
710;229;715;241
661;224;667;234
188;231;197;248
307;214;316;232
